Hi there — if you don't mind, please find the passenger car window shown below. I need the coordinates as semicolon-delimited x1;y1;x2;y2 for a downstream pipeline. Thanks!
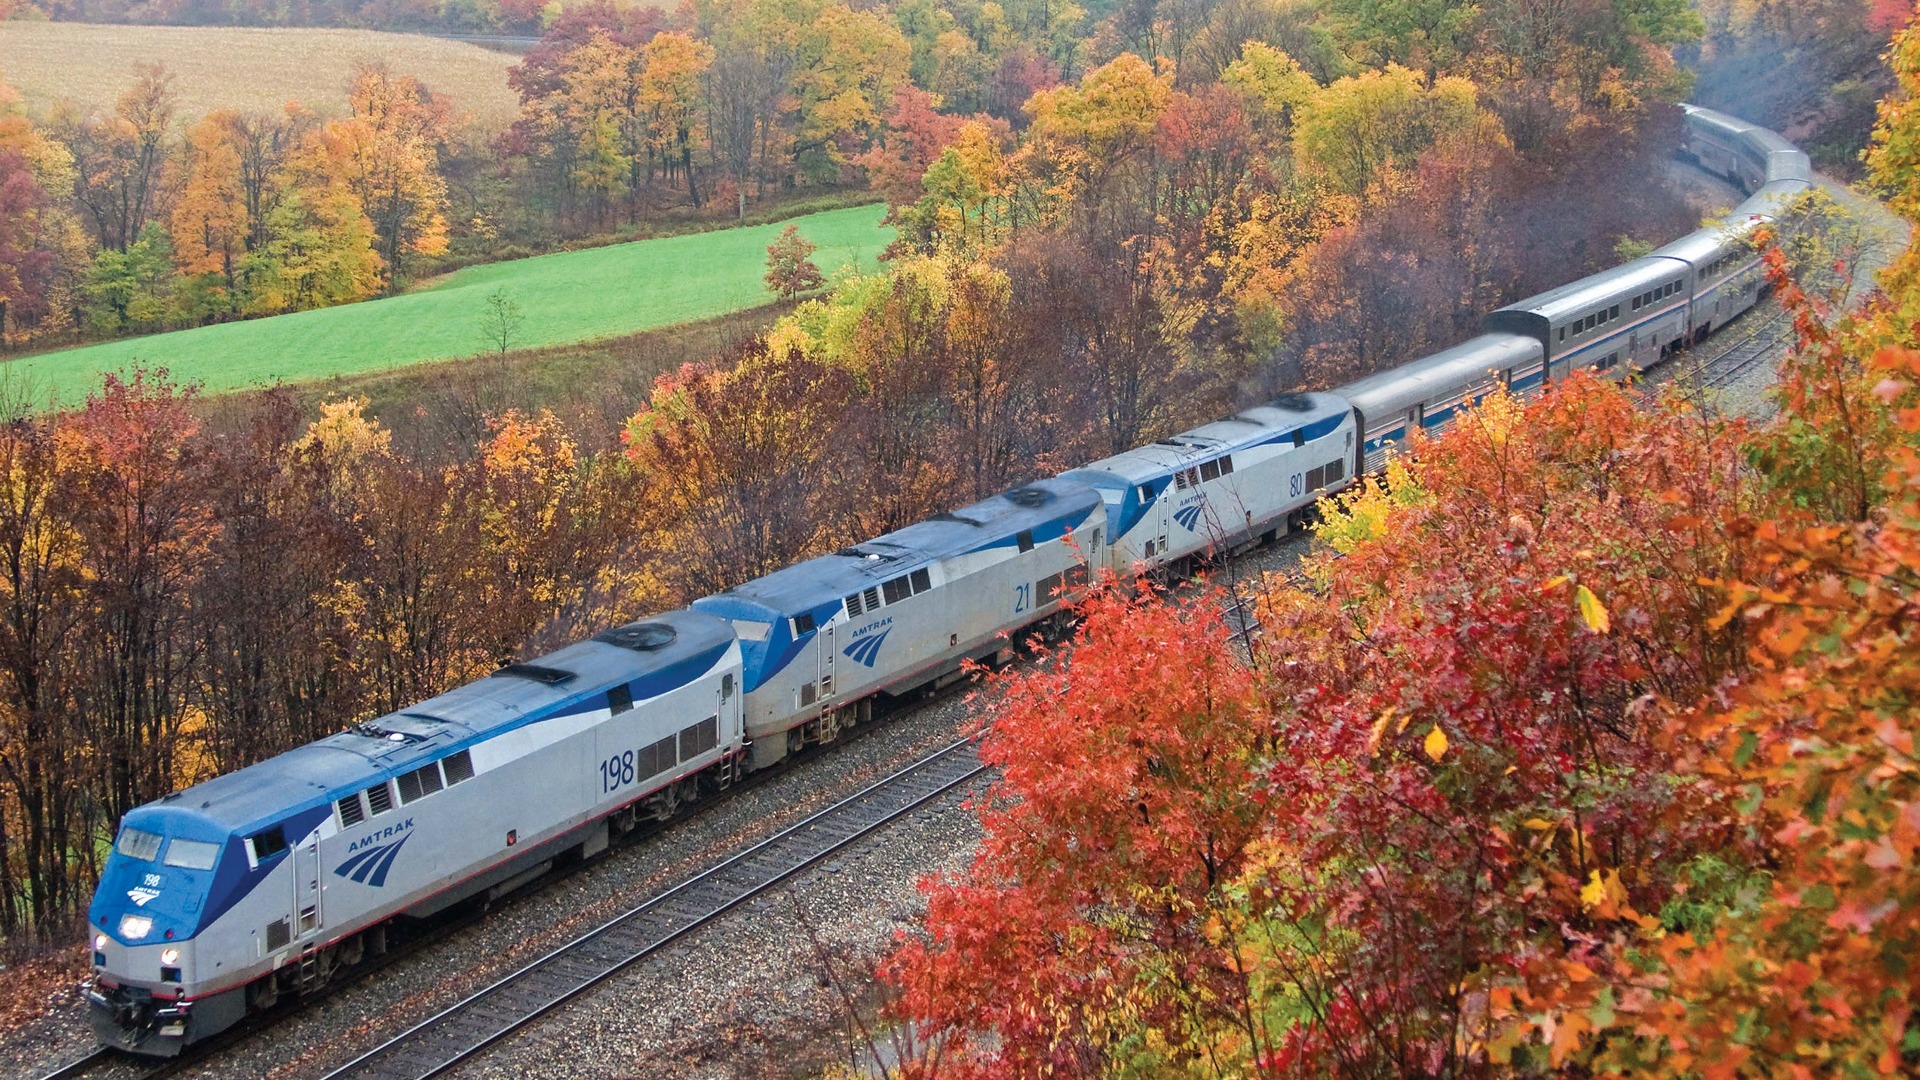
166;838;221;870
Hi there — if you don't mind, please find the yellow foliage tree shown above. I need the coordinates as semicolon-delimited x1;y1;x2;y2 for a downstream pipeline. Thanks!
1292;63;1485;195
172;112;251;288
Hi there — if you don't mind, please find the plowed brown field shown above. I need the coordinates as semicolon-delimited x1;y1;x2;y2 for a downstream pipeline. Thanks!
0;21;521;131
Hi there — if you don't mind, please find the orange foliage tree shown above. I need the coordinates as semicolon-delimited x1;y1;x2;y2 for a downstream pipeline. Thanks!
883;581;1271;1076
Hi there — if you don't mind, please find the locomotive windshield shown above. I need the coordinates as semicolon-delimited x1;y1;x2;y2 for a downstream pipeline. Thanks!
163;838;220;870
113;827;162;861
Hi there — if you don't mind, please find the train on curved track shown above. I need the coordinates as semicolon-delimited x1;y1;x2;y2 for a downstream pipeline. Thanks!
84;104;1813;1056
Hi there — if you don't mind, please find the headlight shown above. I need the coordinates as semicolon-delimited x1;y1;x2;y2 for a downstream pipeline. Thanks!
160;947;180;965
119;914;152;940
94;934;108;951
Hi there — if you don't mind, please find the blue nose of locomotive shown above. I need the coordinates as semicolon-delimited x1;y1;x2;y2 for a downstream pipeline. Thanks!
89;807;229;960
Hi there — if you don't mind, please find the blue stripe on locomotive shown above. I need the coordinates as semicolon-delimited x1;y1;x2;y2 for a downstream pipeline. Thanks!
692;594;845;694
1063;407;1348;539
961;504;1095;554
694;485;1098;693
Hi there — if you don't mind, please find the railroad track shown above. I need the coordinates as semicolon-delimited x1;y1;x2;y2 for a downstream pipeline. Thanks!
33;1048;117;1080
315;737;988;1080
27;675;984;1080
1646;302;1798;403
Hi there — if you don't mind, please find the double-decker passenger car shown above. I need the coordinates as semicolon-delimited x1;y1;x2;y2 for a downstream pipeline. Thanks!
1335;333;1547;474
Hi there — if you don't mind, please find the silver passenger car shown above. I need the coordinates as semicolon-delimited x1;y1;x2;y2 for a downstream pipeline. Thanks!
1334;333;1544;474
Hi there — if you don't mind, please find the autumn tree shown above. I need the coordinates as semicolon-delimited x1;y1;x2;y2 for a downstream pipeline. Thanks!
765;223;825;297
556;29;645;225
239;185;383;314
854;87;969;207
309;65;452;291
0;413;87;939
61;368;217;825
791;3;912;180
170;111;254;303
622;343;858;599
639;31;714;207
885;581;1273;1074
1291;62;1484;195
0;148;60;342
64;64;178;255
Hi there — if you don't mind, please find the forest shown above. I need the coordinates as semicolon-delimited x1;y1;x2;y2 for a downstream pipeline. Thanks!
869;10;1920;1075
0;0;1830;358
0;1;1897;363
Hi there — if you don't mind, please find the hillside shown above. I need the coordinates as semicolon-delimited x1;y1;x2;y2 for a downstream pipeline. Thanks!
6;204;892;407
0;22;522;129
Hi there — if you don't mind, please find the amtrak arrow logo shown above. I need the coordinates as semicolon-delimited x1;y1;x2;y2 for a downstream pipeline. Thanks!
127;887;160;907
842;628;891;667
1174;502;1206;531
333;831;412;888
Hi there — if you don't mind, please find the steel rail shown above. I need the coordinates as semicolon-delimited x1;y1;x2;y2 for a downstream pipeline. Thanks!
31;1048;116;1080
317;737;988;1080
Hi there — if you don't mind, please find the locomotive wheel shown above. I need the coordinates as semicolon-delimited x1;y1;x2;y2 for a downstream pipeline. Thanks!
249;976;280;1012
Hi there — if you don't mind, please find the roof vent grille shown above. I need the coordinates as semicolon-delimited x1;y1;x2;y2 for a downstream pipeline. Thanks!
352;723;424;743
1004;486;1053;507
1268;392;1316;412
492;663;575;686
597;622;678;651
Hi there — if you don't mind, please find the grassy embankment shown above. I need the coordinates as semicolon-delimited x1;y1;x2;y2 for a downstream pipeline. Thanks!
0;21;523;130
7;204;893;411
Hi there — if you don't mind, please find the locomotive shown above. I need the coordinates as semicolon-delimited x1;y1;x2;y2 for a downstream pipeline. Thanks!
85;104;1811;1055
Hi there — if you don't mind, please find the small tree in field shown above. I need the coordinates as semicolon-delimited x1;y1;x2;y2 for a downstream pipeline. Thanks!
478;287;525;355
765;224;824;298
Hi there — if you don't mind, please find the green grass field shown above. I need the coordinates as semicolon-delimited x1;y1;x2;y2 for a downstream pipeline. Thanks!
8;205;891;408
